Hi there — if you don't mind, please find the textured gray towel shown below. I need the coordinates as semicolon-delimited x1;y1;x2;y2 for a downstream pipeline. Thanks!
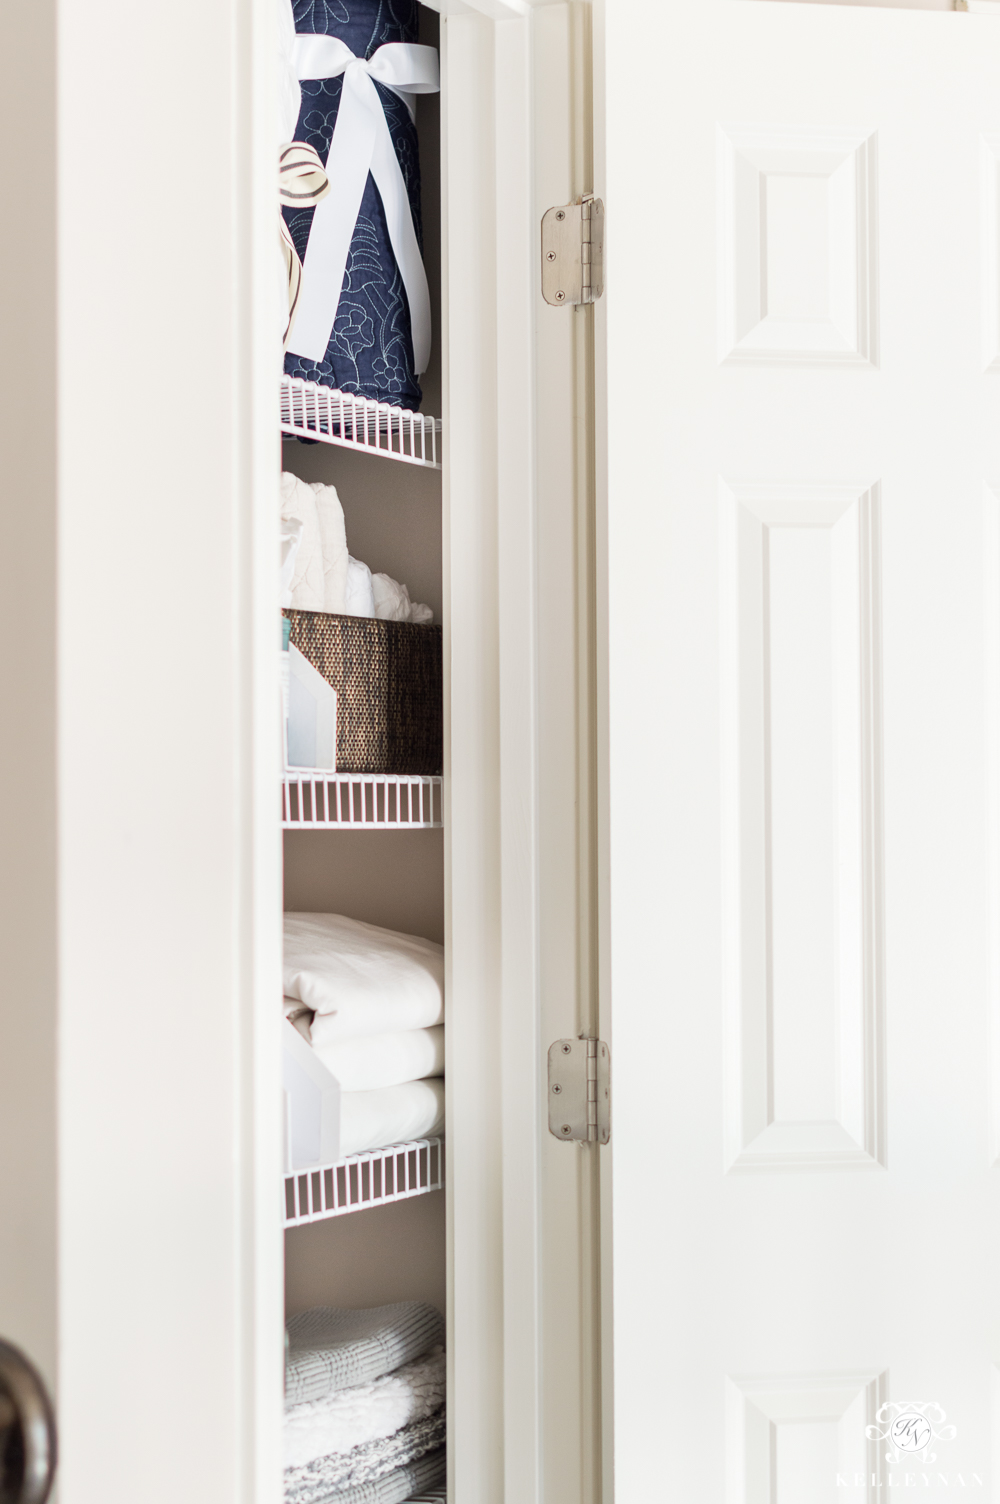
285;1304;445;1407
284;1446;445;1504
284;1412;445;1504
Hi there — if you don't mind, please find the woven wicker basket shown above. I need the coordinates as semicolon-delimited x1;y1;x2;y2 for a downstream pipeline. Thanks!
283;610;442;775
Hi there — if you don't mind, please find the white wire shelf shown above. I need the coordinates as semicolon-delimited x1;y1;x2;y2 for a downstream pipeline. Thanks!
284;1137;443;1227
283;772;443;830
281;375;442;468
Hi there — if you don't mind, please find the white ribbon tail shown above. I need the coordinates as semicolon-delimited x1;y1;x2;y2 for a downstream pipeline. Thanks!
288;68;377;362
286;40;439;374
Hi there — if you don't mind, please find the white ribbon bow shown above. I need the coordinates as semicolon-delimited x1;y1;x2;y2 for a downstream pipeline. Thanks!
286;36;440;374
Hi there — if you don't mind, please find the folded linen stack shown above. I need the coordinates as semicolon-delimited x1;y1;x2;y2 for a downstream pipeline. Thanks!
281;472;433;625
284;913;445;1158
285;1302;446;1504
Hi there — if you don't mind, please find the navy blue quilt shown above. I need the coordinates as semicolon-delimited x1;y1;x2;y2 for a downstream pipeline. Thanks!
283;0;425;411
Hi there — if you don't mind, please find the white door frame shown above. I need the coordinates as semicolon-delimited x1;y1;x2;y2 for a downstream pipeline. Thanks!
440;2;603;1500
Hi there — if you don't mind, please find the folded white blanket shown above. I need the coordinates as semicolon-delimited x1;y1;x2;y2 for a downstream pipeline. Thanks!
285;913;444;1043
284;1349;445;1469
313;1026;444;1092
340;1079;444;1157
280;472;348;615
287;1449;445;1504
286;1302;444;1407
284;1415;445;1504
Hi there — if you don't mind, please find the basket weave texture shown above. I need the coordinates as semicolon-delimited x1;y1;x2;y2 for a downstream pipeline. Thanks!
284;610;442;775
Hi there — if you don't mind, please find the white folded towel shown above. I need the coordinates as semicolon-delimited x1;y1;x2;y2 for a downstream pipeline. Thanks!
285;913;444;1043
313;1026;444;1092
340;1078;445;1157
343;555;376;618
281;472;323;610
284;1349;445;1470
281;473;349;614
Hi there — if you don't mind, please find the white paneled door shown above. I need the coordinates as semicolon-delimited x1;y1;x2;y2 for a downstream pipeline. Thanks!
601;2;1000;1499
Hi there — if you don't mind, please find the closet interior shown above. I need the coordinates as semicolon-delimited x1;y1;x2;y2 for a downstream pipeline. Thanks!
280;6;448;1502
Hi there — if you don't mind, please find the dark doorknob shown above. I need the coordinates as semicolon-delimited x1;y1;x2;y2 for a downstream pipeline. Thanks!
0;1340;56;1504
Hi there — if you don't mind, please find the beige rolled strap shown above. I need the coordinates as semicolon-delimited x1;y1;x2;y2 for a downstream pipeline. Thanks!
279;143;330;351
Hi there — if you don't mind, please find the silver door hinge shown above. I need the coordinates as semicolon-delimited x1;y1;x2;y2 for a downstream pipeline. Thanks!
541;195;605;307
547;1037;611;1144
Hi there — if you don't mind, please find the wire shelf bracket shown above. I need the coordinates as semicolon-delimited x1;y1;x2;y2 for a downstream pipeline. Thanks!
284;1138;444;1227
281;375;442;468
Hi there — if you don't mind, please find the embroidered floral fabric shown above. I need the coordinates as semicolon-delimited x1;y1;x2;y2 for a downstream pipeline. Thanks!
284;0;425;410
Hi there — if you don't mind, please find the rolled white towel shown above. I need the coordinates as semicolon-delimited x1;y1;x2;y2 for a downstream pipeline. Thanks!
340;1078;445;1157
372;572;433;625
285;913;444;1043
313;1026;444;1092
343;555;376;618
371;573;412;622
283;996;315;1043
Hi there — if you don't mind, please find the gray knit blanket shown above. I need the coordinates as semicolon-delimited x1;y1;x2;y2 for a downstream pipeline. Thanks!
285;1443;446;1504
285;1303;444;1407
284;1413;444;1504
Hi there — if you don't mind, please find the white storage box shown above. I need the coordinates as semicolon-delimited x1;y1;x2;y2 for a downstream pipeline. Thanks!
283;1018;340;1171
282;643;337;772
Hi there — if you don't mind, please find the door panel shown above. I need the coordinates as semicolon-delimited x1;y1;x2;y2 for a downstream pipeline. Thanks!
601;2;1000;1497
0;2;285;1501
